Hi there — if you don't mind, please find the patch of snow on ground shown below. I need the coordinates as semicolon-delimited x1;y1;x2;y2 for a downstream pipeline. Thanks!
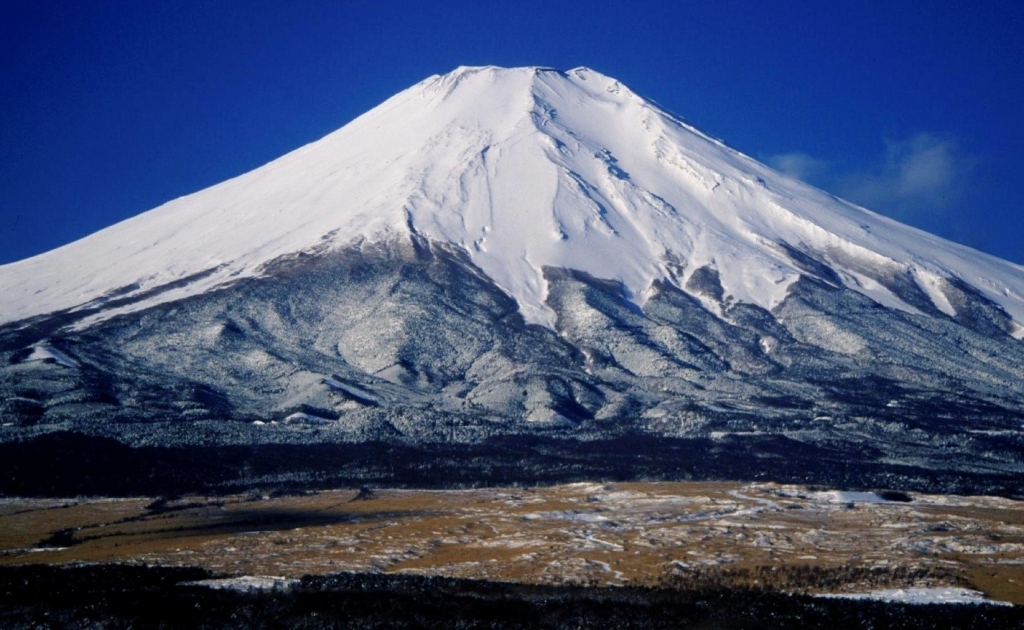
817;587;1013;606
579;534;623;551
728;489;781;510
188;576;298;592
283;412;335;424
588;559;626;581
522;510;609;523
811;490;889;504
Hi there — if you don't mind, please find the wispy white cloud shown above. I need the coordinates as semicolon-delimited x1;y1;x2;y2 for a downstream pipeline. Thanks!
767;134;975;223
767;152;829;182
836;134;971;216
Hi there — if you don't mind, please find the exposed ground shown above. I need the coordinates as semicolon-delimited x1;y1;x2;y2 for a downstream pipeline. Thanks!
1;482;1022;604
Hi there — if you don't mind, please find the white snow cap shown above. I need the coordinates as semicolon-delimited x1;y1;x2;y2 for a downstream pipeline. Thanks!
2;65;1023;332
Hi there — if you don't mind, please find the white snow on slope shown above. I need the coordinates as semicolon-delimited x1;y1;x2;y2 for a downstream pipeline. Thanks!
2;66;1023;332
25;343;79;368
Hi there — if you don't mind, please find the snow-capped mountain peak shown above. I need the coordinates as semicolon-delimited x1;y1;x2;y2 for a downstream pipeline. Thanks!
2;65;1023;337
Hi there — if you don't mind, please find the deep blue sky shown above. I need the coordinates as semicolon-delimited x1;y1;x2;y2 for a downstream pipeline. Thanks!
3;1;1023;265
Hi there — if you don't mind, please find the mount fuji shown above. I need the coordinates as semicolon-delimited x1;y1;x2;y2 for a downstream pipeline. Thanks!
2;66;1023;493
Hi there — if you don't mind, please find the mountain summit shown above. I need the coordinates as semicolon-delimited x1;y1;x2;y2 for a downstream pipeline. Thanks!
1;67;1023;493
2;65;1022;334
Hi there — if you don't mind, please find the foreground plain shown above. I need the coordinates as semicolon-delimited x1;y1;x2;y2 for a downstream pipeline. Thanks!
2;481;1022;606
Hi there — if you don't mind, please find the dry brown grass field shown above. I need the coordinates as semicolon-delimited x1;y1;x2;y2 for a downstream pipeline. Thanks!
2;482;1022;604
